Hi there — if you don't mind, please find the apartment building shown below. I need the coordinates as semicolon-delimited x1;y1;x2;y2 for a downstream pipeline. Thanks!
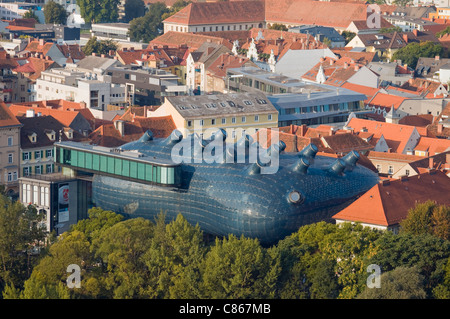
0;102;22;197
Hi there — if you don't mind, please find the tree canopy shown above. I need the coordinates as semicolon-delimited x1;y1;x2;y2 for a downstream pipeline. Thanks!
2;201;449;299
124;0;147;23
392;41;446;69
76;0;120;23
128;2;170;43
44;1;68;25
82;37;118;56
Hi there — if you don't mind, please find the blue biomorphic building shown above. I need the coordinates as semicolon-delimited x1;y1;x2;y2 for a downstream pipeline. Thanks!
54;129;379;244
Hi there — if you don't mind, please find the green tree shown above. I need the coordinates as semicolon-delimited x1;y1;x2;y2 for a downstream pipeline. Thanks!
436;26;450;38
0;196;46;296
310;259;339;299
432;256;450;299
400;201;450;240
93;218;154;298
124;0;147;23
201;234;276;299
44;1;68;25
23;9;39;23
357;266;427;299
82;37;118;56
76;0;120;23
392;41;446;69
369;232;450;298
341;31;356;45
128;2;169;43
268;23;288;31
142;213;206;299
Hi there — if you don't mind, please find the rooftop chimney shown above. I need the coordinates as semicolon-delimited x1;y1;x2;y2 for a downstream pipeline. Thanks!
429;157;434;169
435;55;440;61
402;34;408;43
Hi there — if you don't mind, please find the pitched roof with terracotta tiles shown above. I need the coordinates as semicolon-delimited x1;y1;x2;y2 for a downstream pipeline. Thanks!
400;78;446;95
413;136;450;156
13;56;58;80
206;52;254;78
24;40;54;55
150;31;233;50
163;1;265;25
0;102;21;127
332;49;377;65
8;102;93;128
332;170;450;226
346;117;419;154
56;44;86;61
89;115;176;147
321;133;373;153
302;56;365;86
341;82;380;101
366;91;408;110
265;0;368;29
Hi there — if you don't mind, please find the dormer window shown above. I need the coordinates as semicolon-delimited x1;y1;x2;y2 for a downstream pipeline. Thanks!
64;128;73;140
46;130;56;141
28;132;37;143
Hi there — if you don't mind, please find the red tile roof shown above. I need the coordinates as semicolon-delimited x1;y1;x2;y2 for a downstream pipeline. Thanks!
332;170;450;226
24;40;54;55
89;115;176;147
346;118;419;154
302;56;364;86
265;0;368;28
163;1;265;25
150;31;233;50
206;52;253;78
0;102;21;127
414;137;450;156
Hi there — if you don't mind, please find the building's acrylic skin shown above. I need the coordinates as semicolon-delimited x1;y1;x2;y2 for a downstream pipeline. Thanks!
92;129;379;244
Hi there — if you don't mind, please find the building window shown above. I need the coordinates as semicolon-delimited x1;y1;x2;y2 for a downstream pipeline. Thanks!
232;117;236;124
221;118;226;124
187;120;192;127
268;114;273;121
35;165;42;175
254;115;259;122
7;172;12;182
199;119;204;126
241;116;246;123
8;153;13;164
46;149;53;158
35;151;42;160
388;165;394;174
33;186;38;205
23;152;30;160
7;136;13;146
376;164;381;172
46;164;53;173
23;167;30;176
405;169;410;176
211;119;216;125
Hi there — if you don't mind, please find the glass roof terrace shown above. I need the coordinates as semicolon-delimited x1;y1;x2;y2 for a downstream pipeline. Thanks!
54;141;182;187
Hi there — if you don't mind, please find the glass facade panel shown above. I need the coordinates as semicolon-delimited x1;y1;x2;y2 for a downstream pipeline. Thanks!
137;162;146;180
122;159;130;177
85;152;93;170
161;167;168;184
78;151;85;168
130;161;138;178
107;157;115;174
145;164;152;181
115;158;122;174
100;155;108;172
72;150;79;167
167;167;175;185
92;154;100;171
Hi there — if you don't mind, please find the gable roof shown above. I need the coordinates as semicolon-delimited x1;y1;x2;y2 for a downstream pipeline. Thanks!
265;0;368;28
332;170;450;226
163;1;265;25
346;118;419;154
150;31;233;51
413;136;450;156
0;102;21;127
18;115;87;149
24;40;54;55
89;115;176;147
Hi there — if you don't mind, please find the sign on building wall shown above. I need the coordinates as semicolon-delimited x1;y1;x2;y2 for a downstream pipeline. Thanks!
58;183;69;223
